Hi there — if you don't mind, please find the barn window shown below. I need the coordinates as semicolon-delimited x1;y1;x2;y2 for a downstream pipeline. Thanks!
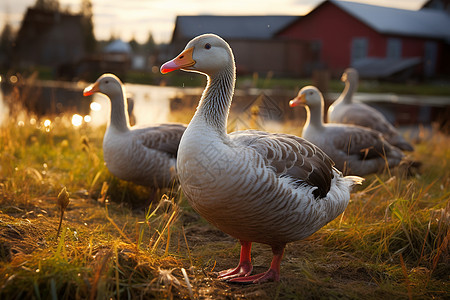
387;38;402;59
351;37;368;64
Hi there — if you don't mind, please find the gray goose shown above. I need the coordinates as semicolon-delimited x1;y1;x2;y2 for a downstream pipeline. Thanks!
160;34;363;283
290;86;405;176
327;68;414;151
83;74;186;189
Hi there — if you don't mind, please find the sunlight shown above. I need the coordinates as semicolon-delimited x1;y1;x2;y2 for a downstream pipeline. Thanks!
90;101;102;111
44;119;51;132
71;114;83;127
9;75;18;84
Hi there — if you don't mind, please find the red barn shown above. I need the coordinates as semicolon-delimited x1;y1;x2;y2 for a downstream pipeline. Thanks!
277;0;450;79
165;15;313;76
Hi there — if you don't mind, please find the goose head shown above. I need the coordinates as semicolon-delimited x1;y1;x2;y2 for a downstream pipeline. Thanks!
160;34;234;76
289;86;323;109
83;74;124;100
341;68;359;85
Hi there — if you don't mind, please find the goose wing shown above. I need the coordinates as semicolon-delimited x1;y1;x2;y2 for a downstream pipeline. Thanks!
133;124;186;157
342;104;394;134
342;104;413;151
230;130;334;198
330;125;391;159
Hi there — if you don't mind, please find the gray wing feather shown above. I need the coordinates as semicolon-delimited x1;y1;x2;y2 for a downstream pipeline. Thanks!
133;123;186;157
336;104;413;151
331;125;396;159
230;130;335;198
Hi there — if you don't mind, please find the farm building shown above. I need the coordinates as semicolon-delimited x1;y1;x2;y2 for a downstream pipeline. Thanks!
166;0;450;79
13;7;86;70
166;15;317;76
277;0;450;79
74;39;133;81
422;0;450;13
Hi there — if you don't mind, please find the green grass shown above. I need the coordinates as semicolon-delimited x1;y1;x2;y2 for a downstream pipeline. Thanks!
0;105;448;299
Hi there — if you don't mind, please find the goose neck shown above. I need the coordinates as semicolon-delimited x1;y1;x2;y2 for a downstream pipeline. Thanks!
341;79;357;104
109;91;130;132
195;67;235;134
305;102;325;130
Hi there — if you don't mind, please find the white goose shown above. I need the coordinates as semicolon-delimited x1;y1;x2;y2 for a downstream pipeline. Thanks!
160;34;363;283
83;74;186;189
328;68;414;151
290;86;405;176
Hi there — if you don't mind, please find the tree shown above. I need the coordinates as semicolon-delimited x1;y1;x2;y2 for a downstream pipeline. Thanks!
143;32;157;54
34;0;60;11
129;35;140;53
108;31;119;42
142;32;159;67
0;21;15;68
80;0;96;53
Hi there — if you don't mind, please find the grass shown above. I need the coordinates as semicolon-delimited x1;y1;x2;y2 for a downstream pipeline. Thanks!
0;101;449;299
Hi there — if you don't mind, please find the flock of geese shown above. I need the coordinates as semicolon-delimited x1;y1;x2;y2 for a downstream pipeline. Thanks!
83;34;415;283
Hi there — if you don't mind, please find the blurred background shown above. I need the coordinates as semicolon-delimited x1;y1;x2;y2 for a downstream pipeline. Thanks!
0;0;449;133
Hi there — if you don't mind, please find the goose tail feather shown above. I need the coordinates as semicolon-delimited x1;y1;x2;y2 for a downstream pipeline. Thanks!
344;175;365;186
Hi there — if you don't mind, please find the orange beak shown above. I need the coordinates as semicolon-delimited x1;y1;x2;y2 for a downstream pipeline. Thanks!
83;82;99;96
160;47;196;74
289;93;306;107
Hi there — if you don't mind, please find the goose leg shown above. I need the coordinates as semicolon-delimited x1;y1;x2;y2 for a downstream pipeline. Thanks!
228;244;285;284
218;240;253;280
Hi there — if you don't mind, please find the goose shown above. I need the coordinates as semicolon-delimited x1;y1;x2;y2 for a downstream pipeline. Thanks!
83;74;186;189
327;68;414;151
160;34;363;283
290;86;405;176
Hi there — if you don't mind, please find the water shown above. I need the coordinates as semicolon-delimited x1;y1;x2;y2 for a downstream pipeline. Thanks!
88;83;183;127
0;87;7;124
0;80;198;127
0;75;8;124
85;83;202;127
1;79;448;131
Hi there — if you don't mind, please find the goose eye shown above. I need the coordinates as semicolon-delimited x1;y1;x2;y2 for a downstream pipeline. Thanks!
204;43;211;50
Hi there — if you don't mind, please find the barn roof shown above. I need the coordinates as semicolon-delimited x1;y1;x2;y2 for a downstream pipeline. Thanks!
330;0;450;41
352;57;422;79
104;39;132;54
172;15;299;41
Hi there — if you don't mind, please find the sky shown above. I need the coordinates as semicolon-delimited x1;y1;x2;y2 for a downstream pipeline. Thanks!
1;0;428;44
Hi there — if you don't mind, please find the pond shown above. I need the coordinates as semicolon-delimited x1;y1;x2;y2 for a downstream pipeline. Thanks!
1;78;448;135
86;83;201;127
0;77;201;127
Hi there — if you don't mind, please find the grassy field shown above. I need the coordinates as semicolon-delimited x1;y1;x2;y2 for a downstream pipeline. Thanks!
0;107;448;299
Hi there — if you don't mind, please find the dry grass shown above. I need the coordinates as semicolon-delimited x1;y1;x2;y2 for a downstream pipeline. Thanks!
0;103;448;299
